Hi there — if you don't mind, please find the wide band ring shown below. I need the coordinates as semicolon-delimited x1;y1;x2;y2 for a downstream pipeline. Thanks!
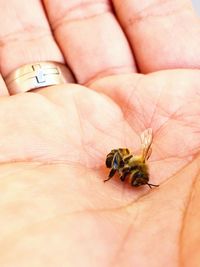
5;61;75;94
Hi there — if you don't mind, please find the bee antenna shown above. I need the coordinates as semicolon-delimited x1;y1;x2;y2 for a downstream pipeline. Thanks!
147;183;159;189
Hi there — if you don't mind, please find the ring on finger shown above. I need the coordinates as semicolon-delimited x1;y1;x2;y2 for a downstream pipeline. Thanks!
5;61;75;94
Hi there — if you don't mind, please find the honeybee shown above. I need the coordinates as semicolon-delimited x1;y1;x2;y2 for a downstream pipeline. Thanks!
105;128;159;188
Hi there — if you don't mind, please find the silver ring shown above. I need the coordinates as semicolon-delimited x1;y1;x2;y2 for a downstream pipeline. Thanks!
5;61;75;94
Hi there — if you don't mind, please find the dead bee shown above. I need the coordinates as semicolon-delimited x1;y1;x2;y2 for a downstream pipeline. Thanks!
105;128;159;188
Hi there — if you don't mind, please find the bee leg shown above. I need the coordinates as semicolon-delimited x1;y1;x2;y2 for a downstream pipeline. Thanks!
104;169;116;182
147;183;159;189
115;153;124;168
120;174;126;182
124;155;133;163
120;172;129;182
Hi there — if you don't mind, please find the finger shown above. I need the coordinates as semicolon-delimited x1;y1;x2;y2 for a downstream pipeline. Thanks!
112;0;200;72
0;0;72;91
43;0;136;85
180;155;200;267
0;75;9;96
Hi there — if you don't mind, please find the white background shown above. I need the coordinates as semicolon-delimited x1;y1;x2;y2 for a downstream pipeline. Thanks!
192;0;200;15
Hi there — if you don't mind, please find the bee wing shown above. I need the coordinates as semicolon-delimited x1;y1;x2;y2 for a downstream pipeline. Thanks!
146;147;152;160
140;128;153;162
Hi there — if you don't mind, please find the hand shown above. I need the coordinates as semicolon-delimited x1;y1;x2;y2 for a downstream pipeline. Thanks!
0;1;199;267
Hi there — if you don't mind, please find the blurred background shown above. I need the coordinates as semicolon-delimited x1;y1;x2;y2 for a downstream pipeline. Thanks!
192;0;200;15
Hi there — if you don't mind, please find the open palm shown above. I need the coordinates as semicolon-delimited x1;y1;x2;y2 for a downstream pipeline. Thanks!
0;1;200;267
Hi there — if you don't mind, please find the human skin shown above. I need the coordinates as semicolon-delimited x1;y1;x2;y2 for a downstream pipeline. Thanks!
0;1;199;267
